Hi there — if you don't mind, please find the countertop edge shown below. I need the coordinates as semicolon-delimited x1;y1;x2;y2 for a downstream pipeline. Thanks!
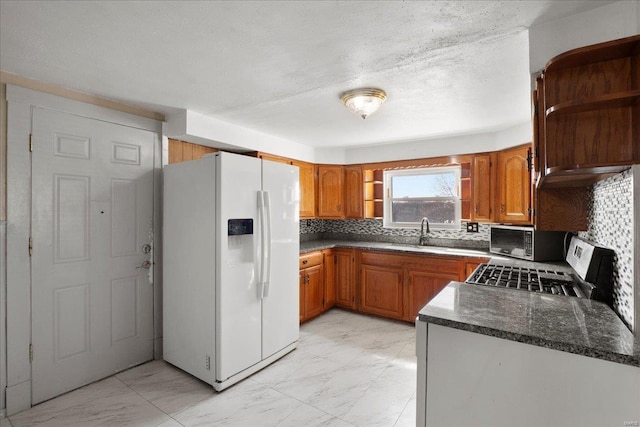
419;313;639;367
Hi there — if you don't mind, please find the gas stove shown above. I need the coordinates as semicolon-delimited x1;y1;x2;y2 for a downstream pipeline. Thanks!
465;236;615;304
465;263;584;297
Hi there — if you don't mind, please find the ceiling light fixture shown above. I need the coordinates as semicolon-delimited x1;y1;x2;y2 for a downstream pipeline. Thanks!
340;88;387;119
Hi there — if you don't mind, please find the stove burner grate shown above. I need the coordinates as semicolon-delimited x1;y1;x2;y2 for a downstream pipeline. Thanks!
466;264;582;297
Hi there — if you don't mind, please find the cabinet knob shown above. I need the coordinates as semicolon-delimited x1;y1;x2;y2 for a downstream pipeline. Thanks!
302;260;308;265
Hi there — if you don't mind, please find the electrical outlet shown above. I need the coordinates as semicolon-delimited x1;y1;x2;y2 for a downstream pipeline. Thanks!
466;222;479;233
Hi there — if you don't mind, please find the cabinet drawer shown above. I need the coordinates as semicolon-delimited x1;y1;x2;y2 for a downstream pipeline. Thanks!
299;252;324;269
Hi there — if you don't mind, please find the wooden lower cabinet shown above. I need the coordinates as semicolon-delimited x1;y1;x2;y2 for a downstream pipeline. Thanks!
300;248;489;324
335;249;356;309
359;264;405;320
323;249;336;309
299;251;325;323
407;270;458;321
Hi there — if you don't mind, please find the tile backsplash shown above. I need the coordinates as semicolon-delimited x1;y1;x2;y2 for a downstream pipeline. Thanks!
578;168;635;330
301;218;490;250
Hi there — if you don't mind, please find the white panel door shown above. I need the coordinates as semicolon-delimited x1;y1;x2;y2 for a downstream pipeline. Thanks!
261;160;299;358
216;152;262;381
31;107;155;404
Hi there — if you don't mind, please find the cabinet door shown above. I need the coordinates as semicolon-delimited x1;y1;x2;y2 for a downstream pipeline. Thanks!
293;161;316;218
299;271;306;323
323;249;336;309
335;249;355;309
471;153;494;222
407;270;458;321
317;165;344;218
360;264;404;320
344;165;364;219
497;145;531;224
304;264;324;320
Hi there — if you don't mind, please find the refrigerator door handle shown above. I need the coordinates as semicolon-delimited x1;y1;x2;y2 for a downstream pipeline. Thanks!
257;190;266;299
263;191;272;298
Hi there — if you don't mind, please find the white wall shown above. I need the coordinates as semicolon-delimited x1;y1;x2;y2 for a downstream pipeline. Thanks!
318;121;532;165
167;112;533;166
166;109;316;163
529;1;640;72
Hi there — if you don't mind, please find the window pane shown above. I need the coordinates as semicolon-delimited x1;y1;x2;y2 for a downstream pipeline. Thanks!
391;200;457;224
392;173;457;198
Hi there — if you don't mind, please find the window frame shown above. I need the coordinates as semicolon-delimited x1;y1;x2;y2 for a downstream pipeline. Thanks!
382;166;461;229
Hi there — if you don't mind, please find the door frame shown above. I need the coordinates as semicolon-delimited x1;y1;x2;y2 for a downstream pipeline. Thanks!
5;85;163;415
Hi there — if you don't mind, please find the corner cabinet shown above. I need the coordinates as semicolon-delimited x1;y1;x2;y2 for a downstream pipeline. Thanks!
496;144;532;224
538;34;640;187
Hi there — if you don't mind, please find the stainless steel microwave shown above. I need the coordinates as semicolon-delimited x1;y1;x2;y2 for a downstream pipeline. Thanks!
489;225;566;261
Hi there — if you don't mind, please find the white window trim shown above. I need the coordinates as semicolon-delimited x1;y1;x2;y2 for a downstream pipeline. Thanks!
383;166;461;229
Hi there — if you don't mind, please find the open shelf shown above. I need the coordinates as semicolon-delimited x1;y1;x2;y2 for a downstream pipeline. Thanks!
546;90;640;117
364;169;384;219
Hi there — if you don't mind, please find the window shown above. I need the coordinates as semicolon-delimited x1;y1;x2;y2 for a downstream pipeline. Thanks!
383;166;461;229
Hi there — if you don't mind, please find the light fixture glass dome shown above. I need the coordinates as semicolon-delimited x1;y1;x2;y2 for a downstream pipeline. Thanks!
340;88;387;119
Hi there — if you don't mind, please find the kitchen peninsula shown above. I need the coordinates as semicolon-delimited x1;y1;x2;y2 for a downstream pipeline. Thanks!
416;280;640;427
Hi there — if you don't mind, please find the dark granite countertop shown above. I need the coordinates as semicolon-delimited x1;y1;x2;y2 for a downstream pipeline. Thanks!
299;239;492;258
418;281;640;367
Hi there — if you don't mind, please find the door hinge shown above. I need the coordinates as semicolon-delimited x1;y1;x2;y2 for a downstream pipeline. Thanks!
29;237;33;256
29;134;33;152
205;355;211;370
29;344;33;363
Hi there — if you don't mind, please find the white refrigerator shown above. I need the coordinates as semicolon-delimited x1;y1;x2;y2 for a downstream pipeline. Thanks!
162;151;299;391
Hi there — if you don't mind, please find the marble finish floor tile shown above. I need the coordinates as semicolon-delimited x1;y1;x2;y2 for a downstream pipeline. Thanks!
6;309;416;427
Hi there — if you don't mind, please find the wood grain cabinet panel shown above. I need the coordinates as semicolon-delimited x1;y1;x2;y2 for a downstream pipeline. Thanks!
335;249;356;309
360;264;404;320
323;249;336;309
168;139;216;164
303;264;324;320
497;144;531;224
344;166;364;219
407;270;458;321
537;35;640;187
293;160;316;218
471;153;494;222
299;251;325;323
317;165;344;218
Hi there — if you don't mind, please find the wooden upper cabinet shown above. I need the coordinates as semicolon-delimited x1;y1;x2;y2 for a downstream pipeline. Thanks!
168;139;216;164
539;34;640;187
471;153;494;222
292;160;316;218
344;165;364;219
497;144;532;224
317;165;344;218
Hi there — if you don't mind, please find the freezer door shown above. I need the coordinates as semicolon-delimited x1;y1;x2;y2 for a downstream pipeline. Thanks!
216;152;263;381
261;160;300;358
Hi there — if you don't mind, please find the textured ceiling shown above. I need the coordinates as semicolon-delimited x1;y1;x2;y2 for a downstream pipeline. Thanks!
0;1;613;148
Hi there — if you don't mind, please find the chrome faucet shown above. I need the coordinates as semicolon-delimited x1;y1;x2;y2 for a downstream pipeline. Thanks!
419;217;430;245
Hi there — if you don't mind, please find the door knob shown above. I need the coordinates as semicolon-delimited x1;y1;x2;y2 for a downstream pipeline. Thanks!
137;260;152;270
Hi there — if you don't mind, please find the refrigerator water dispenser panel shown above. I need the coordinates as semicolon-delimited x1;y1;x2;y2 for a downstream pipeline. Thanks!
228;219;253;235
